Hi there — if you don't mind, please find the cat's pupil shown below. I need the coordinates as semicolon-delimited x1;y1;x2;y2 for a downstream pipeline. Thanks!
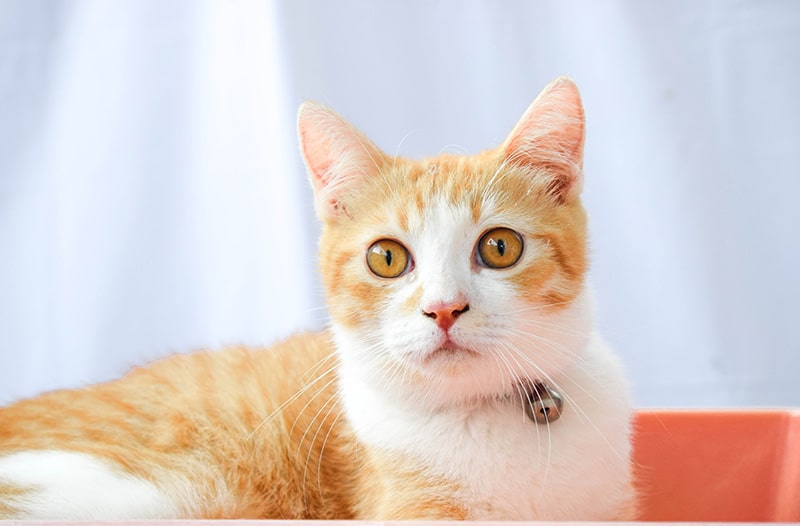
385;250;393;267
497;239;506;256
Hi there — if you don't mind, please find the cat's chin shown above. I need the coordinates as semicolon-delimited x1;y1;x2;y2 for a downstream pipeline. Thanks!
407;345;492;398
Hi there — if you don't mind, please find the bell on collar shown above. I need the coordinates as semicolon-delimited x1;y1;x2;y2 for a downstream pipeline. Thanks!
523;381;564;424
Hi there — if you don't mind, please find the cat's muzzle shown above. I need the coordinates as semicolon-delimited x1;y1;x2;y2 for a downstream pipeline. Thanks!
522;381;564;424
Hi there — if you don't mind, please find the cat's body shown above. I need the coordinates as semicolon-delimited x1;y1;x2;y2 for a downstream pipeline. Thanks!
0;78;635;520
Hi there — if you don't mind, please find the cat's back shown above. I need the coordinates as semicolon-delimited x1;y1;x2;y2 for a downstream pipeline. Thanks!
0;331;337;448
0;331;357;519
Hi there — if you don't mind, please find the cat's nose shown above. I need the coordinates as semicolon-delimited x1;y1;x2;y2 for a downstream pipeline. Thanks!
423;300;470;332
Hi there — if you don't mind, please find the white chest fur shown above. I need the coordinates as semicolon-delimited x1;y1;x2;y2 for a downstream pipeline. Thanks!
339;332;634;520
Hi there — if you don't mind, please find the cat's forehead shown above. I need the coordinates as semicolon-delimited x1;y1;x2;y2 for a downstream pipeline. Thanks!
368;154;537;236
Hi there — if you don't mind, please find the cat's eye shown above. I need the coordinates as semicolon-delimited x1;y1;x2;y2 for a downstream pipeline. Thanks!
366;239;411;278
477;228;523;269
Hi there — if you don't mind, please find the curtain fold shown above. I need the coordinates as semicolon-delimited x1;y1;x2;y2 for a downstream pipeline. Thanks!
1;0;798;406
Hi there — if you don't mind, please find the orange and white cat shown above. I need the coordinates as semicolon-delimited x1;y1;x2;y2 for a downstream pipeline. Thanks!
0;77;635;520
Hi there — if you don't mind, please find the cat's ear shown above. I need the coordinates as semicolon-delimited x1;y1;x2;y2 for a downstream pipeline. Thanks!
501;77;585;203
297;102;388;220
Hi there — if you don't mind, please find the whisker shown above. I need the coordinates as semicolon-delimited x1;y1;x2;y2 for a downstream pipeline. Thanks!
288;375;339;440
502;342;628;463
394;129;421;159
497;343;549;476
508;329;604;402
316;402;347;498
245;357;338;440
301;392;342;504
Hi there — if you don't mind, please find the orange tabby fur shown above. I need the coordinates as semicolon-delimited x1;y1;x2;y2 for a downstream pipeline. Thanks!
0;333;464;519
320;151;587;331
0;77;632;520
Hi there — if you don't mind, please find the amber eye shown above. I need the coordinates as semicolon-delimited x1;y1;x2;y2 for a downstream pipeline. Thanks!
367;239;411;278
477;228;524;269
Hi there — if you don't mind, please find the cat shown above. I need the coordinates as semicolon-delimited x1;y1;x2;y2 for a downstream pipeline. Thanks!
0;77;635;520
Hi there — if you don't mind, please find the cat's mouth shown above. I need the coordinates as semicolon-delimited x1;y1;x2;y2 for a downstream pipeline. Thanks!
425;344;479;363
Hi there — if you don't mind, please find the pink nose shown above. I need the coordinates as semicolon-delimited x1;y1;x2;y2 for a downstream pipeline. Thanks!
423;300;470;331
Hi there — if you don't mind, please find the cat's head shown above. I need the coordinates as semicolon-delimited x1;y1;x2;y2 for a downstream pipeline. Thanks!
298;78;592;409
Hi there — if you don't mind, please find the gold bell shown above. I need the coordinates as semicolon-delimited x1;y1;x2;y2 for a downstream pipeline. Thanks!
523;382;564;424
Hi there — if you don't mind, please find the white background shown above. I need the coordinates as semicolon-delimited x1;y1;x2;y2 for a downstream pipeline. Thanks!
1;0;798;407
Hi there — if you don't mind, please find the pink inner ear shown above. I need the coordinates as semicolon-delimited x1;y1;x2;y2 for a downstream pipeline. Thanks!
505;80;585;165
298;103;343;192
502;78;586;201
297;101;387;219
299;128;334;189
504;119;584;170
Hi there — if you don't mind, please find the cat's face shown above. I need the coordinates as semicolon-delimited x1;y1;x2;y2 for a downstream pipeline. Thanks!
300;78;592;408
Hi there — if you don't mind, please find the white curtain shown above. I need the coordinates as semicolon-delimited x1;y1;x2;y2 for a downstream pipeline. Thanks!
1;0;798;407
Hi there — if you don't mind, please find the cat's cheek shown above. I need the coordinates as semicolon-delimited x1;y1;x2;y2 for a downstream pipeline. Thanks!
508;289;594;377
328;278;395;330
399;283;425;314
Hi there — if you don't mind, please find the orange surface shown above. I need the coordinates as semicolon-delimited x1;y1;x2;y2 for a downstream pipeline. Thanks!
10;410;800;525
633;409;800;522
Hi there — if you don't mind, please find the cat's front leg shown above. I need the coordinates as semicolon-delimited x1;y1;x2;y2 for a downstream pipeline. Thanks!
351;453;468;521
367;490;468;521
